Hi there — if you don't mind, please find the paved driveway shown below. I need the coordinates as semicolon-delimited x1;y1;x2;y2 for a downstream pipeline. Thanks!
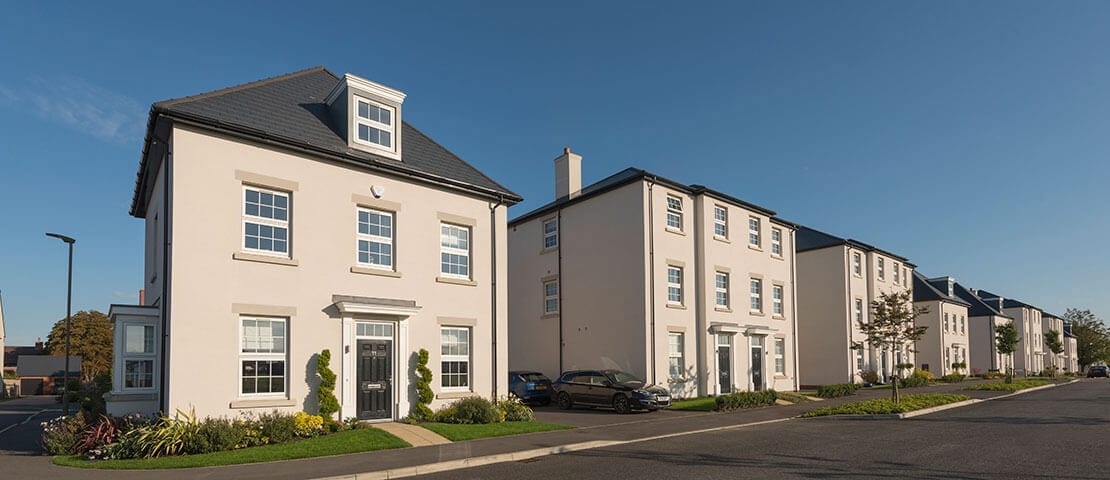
0;396;61;455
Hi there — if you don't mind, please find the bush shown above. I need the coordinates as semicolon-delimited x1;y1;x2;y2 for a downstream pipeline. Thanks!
816;383;859;398
981;370;1005;379
193;417;244;454
802;394;970;417
715;390;778;411
115;409;203;458
859;370;880;385
316;350;340;423
434;396;504;424
899;369;933;388
776;392;812;404
76;414;137;457
256;411;297;444
41;413;86;455
940;373;966;383
293;411;325;438
411;349;435;421
497;396;535;422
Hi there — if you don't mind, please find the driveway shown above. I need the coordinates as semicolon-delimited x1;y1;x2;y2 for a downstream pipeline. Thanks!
0;396;61;455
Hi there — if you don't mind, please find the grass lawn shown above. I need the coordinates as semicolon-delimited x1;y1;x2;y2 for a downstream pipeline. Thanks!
419;421;572;441
54;427;410;469
801;394;970;417
775;392;813;404
668;397;717;412
963;380;1049;392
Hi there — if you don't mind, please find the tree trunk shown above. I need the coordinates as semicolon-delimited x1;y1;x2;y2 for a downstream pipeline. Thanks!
891;373;900;404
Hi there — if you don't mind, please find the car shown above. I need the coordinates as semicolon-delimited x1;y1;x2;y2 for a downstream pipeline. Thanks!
509;371;553;405
552;369;671;414
1087;365;1108;378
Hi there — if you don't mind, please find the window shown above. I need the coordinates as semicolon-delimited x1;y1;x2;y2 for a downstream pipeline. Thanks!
715;272;729;308
771;228;782;256
903;267;908;286
945;347;951;367
543;280;559;315
354;97;395;150
750;278;762;312
440;223;470;278
243;187;289;256
960;316;966;334
748;217;761;247
667;266;683;305
122;324;155;390
356;322;394;337
543;219;558;249
713;205;728;238
357;208;393;269
855;299;864;323
877;258;885;280
855;348;864;371
240;317;287;396
893;263;900;284
772;285;784;316
944;313;950;333
666;195;683;230
668;333;685;379
441;327;471;390
852;252;862;276
774;338;785;375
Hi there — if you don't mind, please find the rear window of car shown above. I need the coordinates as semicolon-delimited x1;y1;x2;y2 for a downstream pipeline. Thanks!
520;373;548;382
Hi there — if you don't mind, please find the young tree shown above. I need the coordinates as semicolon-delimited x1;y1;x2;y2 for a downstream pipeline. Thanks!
45;310;113;382
1044;329;1064;377
1064;308;1110;370
994;322;1020;383
859;290;928;404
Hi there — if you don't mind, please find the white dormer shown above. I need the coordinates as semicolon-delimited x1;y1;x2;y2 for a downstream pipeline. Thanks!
326;73;406;161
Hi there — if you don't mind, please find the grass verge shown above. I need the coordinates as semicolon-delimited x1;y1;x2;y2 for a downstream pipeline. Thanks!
776;392;813;404
801;394;970;417
668;397;717;411
963;380;1049;392
54;428;410;469
419;421;573;441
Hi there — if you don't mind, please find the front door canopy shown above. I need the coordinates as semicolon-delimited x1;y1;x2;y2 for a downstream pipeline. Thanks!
333;294;421;317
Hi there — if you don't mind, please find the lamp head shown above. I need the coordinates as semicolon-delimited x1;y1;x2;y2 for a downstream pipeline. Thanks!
46;232;76;244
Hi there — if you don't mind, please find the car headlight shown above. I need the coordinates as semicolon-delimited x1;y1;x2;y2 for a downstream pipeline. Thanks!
633;389;652;397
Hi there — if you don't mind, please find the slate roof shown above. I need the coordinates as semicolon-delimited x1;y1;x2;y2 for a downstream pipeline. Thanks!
131;67;520;216
912;272;971;306
952;283;1012;318
16;355;81;377
974;289;1041;311
794;225;915;267
3;345;43;368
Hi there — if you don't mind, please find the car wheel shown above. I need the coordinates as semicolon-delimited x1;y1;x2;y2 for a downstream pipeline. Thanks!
557;392;573;410
613;394;631;414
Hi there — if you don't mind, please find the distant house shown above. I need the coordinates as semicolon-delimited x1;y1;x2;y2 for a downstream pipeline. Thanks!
1063;322;1079;373
952;282;1013;375
16;355;81;395
3;338;46;376
973;290;1044;376
912;273;971;376
1041;313;1067;373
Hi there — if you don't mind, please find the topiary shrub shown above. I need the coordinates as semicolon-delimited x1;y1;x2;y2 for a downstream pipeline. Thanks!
715;390;778;411
434;396;504;424
816;383;860;398
316;350;340;423
497;396;535;422
411;349;434;421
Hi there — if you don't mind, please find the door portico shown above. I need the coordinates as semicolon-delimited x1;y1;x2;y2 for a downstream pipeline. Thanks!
333;295;421;422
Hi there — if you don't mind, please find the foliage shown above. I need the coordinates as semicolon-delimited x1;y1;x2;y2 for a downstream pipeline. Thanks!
255;411;297;444
434;396;504;424
76;414;136;458
981;370;1005;379
859;369;880;385
1064;309;1110;369
293;411;325;438
1044;330;1064;356
115;409;203;458
801;394;970;417
418;421;573;442
963;380;1048;392
193;418;244;454
995;322;1021;383
776;392;813;404
64;374;112;420
859;291;929;404
816;383;859;398
411;349;434;421
939;373;966;383
45;310;114;382
951;362;966;372
41;413;86;455
668;396;718;411
715;390;778;411
315;350;340;423
899;369;933;388
496;396;535;422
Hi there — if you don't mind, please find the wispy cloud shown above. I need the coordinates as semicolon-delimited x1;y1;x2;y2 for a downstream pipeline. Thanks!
111;290;138;301
0;75;145;143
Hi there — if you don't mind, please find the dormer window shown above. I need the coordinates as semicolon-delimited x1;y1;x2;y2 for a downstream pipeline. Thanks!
355;97;395;150
326;73;406;160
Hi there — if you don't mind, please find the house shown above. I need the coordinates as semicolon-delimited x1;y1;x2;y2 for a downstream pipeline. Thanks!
795;226;915;386
1063;322;1079;374
952;282;1013;375
106;67;521;421
16;355;81;395
4;338;46;376
1041;313;1066;373
911;273;971;375
973;290;1044;376
508;153;799;399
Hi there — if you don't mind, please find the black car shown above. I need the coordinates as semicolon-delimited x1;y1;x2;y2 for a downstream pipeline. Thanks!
509;370;553;405
552;369;671;414
1088;365;1108;378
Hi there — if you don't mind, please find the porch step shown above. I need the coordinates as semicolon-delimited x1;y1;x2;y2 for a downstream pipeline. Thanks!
374;422;452;447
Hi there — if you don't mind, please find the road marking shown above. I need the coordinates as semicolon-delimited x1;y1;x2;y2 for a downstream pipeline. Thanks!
0;409;49;436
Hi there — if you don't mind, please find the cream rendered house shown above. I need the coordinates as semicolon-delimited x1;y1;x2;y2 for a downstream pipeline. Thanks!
974;290;1044;376
953;282;1013;374
795;226;915;387
508;151;799;399
1063;324;1079;374
1041;313;1066;373
911;273;971;375
106;67;521;421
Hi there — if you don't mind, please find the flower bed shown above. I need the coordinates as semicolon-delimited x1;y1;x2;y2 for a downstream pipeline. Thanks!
963;380;1048;392
801;394;970;417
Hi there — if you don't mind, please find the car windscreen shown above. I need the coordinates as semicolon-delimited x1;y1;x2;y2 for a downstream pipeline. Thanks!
606;371;643;384
520;373;548;382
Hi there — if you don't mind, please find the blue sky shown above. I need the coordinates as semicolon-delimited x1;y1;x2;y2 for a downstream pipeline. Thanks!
1;1;1107;344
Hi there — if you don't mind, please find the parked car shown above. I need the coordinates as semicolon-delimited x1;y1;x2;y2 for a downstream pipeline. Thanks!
1087;365;1108;378
509;371;553;405
552;369;671;414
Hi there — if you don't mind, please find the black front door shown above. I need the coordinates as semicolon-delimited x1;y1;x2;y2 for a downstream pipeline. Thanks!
357;339;392;420
718;346;732;394
751;346;763;391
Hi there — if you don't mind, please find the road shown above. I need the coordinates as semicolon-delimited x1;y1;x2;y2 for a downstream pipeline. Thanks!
415;379;1110;479
0;396;61;455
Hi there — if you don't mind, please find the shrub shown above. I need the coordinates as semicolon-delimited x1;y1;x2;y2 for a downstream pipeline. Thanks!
316;350;340;423
776;392;812;404
41;413;86;455
964;380;1048;392
816;383;859;398
115;409;203;459
899;369;933;388
859;369;880;385
76;414;135;456
982;370;1005;379
497;396;535;422
802;394;970;417
193;417;244;454
435;396;503;424
256;411;297;444
940;373;966;383
411;349;435;421
293;411;325;438
715;390;778;411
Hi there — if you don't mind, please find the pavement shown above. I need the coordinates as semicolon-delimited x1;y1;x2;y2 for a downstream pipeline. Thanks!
0;378;1086;479
0;396;62;455
374;422;451;447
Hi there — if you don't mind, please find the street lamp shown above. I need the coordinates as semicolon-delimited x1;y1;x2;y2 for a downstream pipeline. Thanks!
46;232;75;416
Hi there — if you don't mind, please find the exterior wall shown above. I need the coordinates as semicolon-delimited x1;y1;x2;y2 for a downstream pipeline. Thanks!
1042;316;1065;372
649;184;697;395
914;301;970;375
1064;337;1078;373
968;314;1009;374
864;252;914;381
796;246;850;386
1001;306;1043;375
163;125;508;420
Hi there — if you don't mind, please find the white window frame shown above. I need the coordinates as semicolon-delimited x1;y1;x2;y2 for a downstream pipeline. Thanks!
774;338;785;375
960;316;966;334
748;217;761;247
944;313;949;333
440;326;471;392
749;278;763;313
440;223;471;279
543;280;559;315
667;266;683;305
239;316;288;398
715;271;729;308
121;322;157;391
772;284;784;316
771;228;782;256
356;207;394;270
242;185;290;257
893;262;900;284
668;332;685;380
877;258;885;281
666;195;683;230
855;298;864;323
852;252;862;276
542;218;558;249
713;205;728;238
353;95;396;152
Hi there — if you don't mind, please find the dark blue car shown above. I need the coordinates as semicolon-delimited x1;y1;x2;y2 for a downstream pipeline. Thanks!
509;371;553;405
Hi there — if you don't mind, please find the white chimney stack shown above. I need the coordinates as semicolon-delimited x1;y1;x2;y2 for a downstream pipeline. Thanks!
554;147;582;200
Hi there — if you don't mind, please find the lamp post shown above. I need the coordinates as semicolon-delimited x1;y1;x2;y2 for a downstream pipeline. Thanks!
46;232;75;416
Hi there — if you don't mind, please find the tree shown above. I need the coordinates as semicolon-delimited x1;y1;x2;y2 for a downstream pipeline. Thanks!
1044;329;1064;376
858;290;928;404
1064;308;1110;370
994;322;1020;383
45;310;113;382
316;349;339;423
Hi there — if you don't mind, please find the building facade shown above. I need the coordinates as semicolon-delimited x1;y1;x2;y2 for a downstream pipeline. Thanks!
106;68;521;421
508;152;799;399
912;273;972;376
953;282;1013;375
1042;313;1066;373
974;291;1044;376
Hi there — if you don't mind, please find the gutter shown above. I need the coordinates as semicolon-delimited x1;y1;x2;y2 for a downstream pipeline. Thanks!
646;177;657;385
789;228;800;391
490;195;504;399
556;208;564;374
158;135;173;414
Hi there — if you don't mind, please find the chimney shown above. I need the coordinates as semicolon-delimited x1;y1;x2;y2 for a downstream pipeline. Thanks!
35;337;43;351
139;289;145;305
554;147;582;200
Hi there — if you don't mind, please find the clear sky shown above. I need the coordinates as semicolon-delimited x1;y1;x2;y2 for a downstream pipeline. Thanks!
1;1;1107;345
